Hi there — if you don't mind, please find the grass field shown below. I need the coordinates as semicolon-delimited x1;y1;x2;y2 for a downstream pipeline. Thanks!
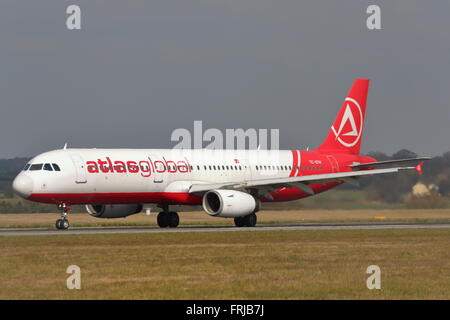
0;228;449;299
1;208;450;228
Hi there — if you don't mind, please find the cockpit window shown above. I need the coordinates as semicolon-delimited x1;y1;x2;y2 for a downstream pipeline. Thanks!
52;163;61;171
23;164;31;171
29;164;43;171
43;163;53;171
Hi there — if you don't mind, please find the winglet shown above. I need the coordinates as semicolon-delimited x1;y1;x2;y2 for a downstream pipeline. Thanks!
415;161;424;175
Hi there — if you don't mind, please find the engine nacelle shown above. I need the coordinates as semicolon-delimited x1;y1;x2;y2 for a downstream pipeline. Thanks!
86;204;143;219
202;190;256;218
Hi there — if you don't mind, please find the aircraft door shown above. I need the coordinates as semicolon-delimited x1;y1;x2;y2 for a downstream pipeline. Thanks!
242;159;252;181
70;154;87;183
326;155;339;173
150;155;164;183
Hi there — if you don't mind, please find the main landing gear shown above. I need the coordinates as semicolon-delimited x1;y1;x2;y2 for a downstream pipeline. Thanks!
55;204;70;230
156;205;179;228
234;213;257;227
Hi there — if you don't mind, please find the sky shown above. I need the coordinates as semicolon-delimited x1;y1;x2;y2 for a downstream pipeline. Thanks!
0;0;449;158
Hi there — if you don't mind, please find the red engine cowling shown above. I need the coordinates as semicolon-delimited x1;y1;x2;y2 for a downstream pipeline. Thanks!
86;204;143;219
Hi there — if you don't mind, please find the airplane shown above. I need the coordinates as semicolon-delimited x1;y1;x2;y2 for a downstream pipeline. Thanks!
12;79;429;230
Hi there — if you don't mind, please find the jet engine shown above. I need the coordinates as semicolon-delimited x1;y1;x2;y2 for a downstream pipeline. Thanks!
202;190;257;218
86;204;143;219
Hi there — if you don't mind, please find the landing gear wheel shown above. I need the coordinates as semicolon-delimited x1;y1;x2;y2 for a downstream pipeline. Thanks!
168;212;179;228
234;216;245;227
157;212;169;228
245;213;257;227
55;219;69;230
55;203;71;230
235;213;257;227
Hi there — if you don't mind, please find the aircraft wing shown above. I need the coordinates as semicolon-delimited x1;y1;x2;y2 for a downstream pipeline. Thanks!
188;164;424;199
349;157;431;170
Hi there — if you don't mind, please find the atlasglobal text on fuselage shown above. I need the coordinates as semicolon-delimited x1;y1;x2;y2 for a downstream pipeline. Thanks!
12;79;429;230
85;157;192;176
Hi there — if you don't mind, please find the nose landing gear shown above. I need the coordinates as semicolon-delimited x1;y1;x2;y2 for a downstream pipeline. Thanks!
55;204;70;230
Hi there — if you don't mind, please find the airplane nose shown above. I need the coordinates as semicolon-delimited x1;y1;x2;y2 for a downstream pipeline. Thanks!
12;174;34;198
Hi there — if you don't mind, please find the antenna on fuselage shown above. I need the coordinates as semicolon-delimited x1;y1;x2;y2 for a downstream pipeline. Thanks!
63;143;68;150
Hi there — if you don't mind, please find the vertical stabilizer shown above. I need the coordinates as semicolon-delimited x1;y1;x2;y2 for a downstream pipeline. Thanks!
317;79;370;154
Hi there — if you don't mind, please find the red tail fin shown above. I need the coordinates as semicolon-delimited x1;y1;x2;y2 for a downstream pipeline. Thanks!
317;79;370;155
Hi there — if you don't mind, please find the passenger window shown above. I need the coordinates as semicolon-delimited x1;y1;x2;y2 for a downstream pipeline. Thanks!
29;164;43;171
43;163;53;171
52;164;61;171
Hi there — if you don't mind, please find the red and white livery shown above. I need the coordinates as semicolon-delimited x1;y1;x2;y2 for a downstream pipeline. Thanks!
12;79;429;229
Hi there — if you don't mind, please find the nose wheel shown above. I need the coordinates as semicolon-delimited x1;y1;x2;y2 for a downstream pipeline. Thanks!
55;204;71;230
55;218;70;230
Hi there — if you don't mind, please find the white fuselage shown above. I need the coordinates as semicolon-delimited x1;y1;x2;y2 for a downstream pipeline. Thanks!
12;148;344;206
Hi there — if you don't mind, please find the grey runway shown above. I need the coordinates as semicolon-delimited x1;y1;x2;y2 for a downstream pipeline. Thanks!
1;222;450;237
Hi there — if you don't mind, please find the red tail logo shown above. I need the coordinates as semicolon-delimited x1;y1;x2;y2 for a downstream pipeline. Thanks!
317;79;370;155
331;97;363;148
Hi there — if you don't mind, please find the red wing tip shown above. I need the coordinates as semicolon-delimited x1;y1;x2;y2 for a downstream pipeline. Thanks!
415;161;424;175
